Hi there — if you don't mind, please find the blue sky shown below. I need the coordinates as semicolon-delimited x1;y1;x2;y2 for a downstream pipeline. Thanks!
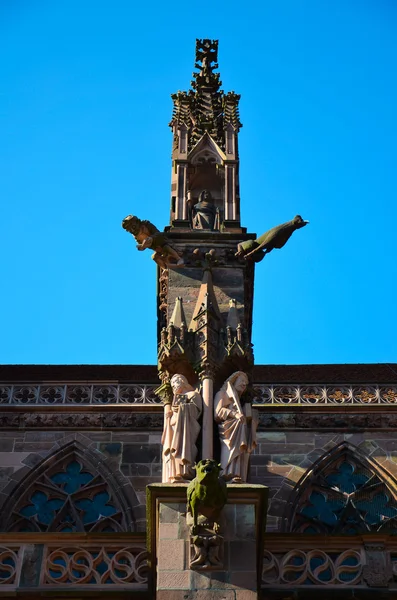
1;0;396;365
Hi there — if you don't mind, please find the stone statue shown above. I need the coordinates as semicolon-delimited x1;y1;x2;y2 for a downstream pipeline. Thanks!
214;371;258;483
235;215;309;263
161;374;202;482
122;215;184;269
191;190;219;231
187;459;227;535
187;458;227;569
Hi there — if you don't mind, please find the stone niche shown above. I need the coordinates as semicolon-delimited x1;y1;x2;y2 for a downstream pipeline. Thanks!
147;483;268;600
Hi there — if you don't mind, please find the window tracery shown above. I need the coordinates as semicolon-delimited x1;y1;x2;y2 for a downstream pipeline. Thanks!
4;449;127;533
288;444;397;534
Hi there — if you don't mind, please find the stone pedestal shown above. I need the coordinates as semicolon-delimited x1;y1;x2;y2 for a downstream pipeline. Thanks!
147;483;268;600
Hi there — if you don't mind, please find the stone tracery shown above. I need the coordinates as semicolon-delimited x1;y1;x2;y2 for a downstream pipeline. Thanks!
0;441;135;533
286;443;397;534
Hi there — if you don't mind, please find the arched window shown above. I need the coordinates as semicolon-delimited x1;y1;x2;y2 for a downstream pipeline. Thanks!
1;441;135;533
286;442;397;534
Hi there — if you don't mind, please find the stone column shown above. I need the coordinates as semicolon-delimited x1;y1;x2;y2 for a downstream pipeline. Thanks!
200;366;214;459
224;164;236;221
175;163;188;220
147;483;268;600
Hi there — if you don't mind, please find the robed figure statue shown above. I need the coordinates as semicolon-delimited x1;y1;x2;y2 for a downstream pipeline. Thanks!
162;374;202;483
214;371;258;483
191;190;220;231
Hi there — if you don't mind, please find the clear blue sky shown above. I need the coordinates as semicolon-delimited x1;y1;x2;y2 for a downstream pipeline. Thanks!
1;0;396;365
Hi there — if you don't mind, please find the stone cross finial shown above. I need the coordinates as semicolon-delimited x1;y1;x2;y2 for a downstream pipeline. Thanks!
192;39;221;92
194;39;219;74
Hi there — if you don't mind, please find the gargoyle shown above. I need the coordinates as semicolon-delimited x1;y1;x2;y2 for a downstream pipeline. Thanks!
187;459;227;535
122;215;184;269
236;215;309;263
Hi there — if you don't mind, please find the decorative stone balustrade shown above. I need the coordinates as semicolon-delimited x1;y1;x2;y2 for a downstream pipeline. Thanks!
2;533;397;595
0;382;396;405
0;533;148;595
262;535;397;594
253;384;397;405
0;384;160;405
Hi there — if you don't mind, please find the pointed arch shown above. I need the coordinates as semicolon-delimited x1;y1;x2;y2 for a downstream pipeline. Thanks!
188;132;226;165
0;437;138;533
284;441;397;534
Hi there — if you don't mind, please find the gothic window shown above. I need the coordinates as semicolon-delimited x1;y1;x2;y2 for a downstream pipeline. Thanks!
3;446;130;533
288;444;397;534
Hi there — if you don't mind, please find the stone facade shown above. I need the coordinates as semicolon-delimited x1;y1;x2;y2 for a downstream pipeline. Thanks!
1;365;397;537
0;365;397;597
2;36;397;599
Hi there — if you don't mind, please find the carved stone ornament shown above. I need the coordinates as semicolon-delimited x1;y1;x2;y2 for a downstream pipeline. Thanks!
122;214;184;269
190;532;223;570
363;543;392;588
161;374;202;482
235;215;309;263
187;459;227;570
12;412;163;430
154;381;173;405
257;412;384;431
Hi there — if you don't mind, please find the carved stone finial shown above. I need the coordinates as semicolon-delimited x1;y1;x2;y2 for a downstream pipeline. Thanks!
189;270;222;331
169;297;187;329
193;39;219;87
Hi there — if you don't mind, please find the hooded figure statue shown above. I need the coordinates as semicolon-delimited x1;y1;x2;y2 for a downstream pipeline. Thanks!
191;189;220;231
214;371;258;483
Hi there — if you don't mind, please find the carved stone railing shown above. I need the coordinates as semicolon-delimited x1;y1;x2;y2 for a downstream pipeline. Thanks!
262;534;397;594
0;382;396;406
253;384;397;405
0;533;148;594
0;384;161;405
2;533;397;594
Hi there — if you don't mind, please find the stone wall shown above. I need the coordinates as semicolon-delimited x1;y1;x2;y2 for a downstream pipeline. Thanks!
251;430;397;531
0;429;163;531
2;425;397;533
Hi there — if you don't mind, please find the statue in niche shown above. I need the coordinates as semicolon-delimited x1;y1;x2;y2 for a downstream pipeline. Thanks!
214;371;258;483
122;215;184;269
161;374;202;482
191;190;220;231
235;215;309;263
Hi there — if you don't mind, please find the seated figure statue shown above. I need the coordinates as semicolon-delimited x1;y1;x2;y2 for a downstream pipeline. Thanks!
214;371;258;483
191;190;219;231
162;374;202;482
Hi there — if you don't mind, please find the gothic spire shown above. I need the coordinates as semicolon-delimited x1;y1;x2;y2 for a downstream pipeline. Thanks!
169;39;242;153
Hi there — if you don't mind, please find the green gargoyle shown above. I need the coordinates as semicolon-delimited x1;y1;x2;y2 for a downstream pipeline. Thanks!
187;459;227;535
236;215;309;263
